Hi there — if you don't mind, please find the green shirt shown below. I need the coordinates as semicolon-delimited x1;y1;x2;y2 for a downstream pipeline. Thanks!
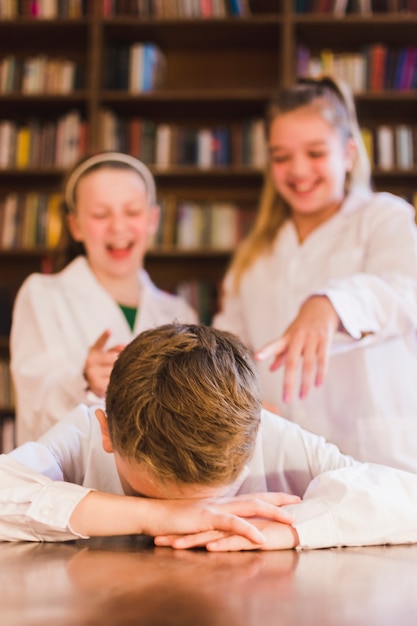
118;304;137;331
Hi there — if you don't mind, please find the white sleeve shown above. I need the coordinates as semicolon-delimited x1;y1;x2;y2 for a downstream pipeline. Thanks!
286;463;417;549
0;456;90;542
320;199;417;343
10;275;88;442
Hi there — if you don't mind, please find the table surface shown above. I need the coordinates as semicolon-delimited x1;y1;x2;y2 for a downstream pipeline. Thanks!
1;537;417;626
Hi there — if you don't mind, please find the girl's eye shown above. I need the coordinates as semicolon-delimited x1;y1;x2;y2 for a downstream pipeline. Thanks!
271;155;289;163
309;151;327;159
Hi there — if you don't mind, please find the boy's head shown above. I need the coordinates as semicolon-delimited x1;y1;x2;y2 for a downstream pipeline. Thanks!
97;323;262;498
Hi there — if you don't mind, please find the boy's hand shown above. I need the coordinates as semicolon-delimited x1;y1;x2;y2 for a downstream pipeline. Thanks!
146;492;300;547
154;518;300;552
150;492;300;550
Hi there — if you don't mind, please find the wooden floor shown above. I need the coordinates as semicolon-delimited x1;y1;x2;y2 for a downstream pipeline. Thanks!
1;537;417;626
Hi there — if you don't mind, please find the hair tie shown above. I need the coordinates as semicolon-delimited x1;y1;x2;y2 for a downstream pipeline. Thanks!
65;152;157;211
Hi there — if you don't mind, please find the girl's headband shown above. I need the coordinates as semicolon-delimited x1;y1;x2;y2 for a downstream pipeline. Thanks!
64;152;157;211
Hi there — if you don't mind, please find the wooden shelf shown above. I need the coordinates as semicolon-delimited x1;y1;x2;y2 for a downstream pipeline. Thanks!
294;15;417;47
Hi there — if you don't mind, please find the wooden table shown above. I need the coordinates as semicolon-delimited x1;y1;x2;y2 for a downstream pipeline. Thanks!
1;537;416;626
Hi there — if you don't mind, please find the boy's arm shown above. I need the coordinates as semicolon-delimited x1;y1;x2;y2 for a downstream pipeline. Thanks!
288;463;417;549
70;491;298;544
0;456;90;541
0;457;298;543
156;462;417;551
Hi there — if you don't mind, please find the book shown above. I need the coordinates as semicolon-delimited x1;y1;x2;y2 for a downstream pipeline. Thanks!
129;43;144;93
128;117;143;159
361;127;375;166
142;43;166;91
333;0;349;14
1;193;19;247
0;120;16;168
176;202;205;248
395;124;413;169
154;194;177;246
251;119;267;168
197;128;213;169
141;120;157;164
21;192;39;248
369;44;387;92
35;193;49;246
210;203;238;248
155;123;172;168
46;193;64;248
358;0;372;13
376;125;394;170
15;126;31;169
401;47;417;91
394;48;409;90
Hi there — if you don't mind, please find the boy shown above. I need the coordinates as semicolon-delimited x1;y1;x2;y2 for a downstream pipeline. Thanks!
1;323;416;550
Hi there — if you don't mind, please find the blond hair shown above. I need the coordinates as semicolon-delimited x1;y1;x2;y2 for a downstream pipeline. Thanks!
228;75;372;291
106;323;262;487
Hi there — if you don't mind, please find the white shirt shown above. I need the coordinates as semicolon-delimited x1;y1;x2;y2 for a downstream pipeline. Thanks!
1;404;417;548
10;256;197;444
214;191;417;472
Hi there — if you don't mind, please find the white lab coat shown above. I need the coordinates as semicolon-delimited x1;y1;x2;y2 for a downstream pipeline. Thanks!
10;256;197;444
214;191;417;472
1;405;417;548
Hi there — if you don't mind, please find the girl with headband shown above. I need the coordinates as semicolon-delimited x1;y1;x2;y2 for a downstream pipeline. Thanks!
214;76;417;473
10;152;197;444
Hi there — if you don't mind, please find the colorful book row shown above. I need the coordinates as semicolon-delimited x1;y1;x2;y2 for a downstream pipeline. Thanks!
102;0;251;18
100;112;267;167
0;192;63;249
297;45;417;93
295;0;417;13
0;111;87;169
154;197;256;248
104;43;166;92
361;124;417;170
0;55;84;94
0;0;87;19
0;191;255;252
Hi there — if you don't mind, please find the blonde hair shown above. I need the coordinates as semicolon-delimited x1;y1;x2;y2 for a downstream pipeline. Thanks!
106;323;262;487
228;75;372;291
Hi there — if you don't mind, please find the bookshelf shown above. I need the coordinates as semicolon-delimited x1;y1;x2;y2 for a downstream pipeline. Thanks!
1;0;417;438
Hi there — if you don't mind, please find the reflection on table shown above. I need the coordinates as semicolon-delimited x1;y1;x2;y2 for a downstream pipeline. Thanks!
1;537;416;626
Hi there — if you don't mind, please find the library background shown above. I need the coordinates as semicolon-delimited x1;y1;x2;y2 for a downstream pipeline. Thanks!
1;0;417;451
